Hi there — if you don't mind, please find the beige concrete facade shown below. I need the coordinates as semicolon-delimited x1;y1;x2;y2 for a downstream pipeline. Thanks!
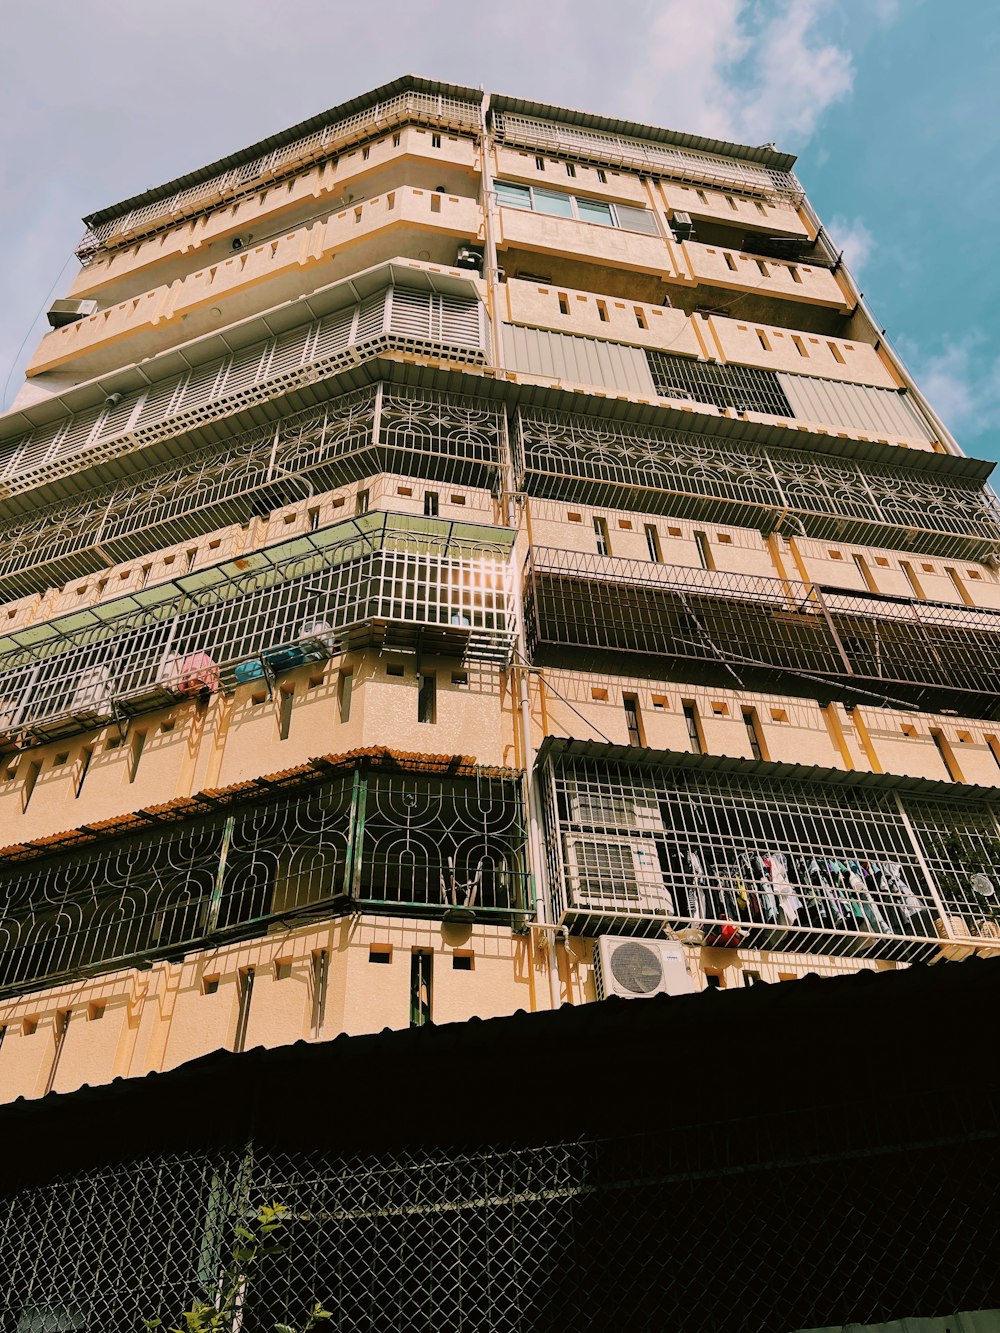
1;78;998;1106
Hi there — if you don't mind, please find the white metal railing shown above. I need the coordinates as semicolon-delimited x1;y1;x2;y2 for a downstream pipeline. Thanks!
0;286;490;498
494;112;804;202
77;92;481;261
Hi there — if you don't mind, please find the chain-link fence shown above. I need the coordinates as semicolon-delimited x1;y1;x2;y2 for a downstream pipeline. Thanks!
2;1100;998;1333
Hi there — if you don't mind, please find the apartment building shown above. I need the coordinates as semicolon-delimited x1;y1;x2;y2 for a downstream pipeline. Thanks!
0;74;998;1329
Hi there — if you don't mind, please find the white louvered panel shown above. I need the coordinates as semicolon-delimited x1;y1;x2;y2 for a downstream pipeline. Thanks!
4;425;61;477
354;291;389;346
173;357;230;415
312;306;356;361
222;340;272;396
134;375;184;429
91;391;143;442
439;295;484;348
49;407;103;464
267;324;314;379
388;287;433;340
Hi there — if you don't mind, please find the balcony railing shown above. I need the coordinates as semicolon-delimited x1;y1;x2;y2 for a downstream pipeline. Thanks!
0;511;516;748
539;739;1000;963
493;112;804;202
525;547;1000;717
0;754;529;998
514;405;1000;562
0;384;505;603
77;91;482;261
6;282;490;495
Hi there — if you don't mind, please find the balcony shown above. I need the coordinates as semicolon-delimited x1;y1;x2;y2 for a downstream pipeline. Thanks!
0;510;516;749
492;112;804;202
539;738;1000;963
0;751;529;999
77;88;482;261
0;384;505;603
514;405;1000;562
497;205;672;278
71;126;481;300
679;241;849;312
30;190;485;379
524;547;1000;717
4;269;490;497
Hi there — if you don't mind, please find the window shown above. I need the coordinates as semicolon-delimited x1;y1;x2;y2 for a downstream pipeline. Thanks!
417;673;437;724
852;554;878;593
338;669;353;723
75;746;94;798
233;967;255;1054
308;507;320;532
23;760;41;812
355;489;369;516
945;567;974;606
743;971;761;986
423;491;439;518
742;708;768;762
494;180;658;233
623;695;644;747
410;951;432;1027
431;133;442;148
682;701;705;755
693;531;714;570
278;688;294;741
644;524;662;563
128;730;146;784
597;169;607;183
593;517;611;556
311;949;329;1037
931;729;964;782
704;973;722;990
565;162;576;178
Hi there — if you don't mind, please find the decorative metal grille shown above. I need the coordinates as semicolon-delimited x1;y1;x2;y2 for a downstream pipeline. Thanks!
0;511;516;748
514;406;1000;561
646;352;794;418
0;763;527;997
524;547;1000;716
0;385;505;603
493;111;805;202
2;1120;995;1332
0;287;491;497
539;747;1000;961
77;92;482;260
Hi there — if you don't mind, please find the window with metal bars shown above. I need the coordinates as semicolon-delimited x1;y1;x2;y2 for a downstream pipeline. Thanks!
646;352;793;417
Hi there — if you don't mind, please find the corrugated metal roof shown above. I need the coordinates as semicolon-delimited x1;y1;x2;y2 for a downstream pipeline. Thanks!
536;736;1000;803
82;74;484;228
797;1315;1000;1332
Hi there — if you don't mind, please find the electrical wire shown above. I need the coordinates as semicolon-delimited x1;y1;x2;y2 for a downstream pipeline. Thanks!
1;252;77;411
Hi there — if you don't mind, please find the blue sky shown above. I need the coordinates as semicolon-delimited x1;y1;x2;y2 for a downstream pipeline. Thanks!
1;0;997;455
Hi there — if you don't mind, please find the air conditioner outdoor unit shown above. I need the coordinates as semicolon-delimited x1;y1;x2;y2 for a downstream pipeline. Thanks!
46;299;98;329
594;936;694;1000
455;245;484;275
671;211;694;242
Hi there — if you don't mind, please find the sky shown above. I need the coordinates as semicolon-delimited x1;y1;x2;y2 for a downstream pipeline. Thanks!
0;0;997;455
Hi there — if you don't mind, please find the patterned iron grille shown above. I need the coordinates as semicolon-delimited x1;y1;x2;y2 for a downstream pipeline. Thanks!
0;386;504;603
0;767;527;997
646;352;794;417
515;406;1000;560
1;1121;996;1332
524;548;1000;717
539;750;1000;960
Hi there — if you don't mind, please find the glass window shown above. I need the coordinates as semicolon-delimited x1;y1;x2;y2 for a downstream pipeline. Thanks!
532;188;575;218
615;204;659;235
495;181;531;210
577;197;615;227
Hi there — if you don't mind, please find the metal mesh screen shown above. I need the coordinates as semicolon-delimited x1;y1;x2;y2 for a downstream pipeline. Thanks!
2;1111;996;1333
646;352;793;417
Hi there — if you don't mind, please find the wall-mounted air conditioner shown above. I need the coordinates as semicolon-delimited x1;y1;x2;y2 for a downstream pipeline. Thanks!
594;936;694;1000
564;836;666;914
47;299;99;329
455;245;484;275
670;211;694;242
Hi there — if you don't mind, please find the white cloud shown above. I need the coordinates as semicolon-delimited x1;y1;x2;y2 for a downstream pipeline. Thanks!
826;214;875;274
627;0;857;146
904;334;1000;441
